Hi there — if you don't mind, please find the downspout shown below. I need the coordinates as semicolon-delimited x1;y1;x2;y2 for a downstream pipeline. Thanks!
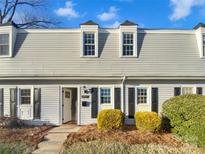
121;76;126;113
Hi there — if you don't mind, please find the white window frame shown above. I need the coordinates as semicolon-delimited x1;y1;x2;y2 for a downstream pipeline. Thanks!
136;86;151;105
122;32;135;56
119;29;137;58
0;33;12;58
83;32;96;56
80;30;98;58
180;86;196;95
99;87;112;104
19;88;32;105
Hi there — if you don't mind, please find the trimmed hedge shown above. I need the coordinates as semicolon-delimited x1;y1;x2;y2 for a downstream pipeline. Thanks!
135;112;161;132
162;94;205;148
97;109;124;129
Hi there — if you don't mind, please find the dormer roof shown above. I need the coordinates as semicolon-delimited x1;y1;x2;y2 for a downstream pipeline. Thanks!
80;20;98;26
193;22;205;29
120;20;137;26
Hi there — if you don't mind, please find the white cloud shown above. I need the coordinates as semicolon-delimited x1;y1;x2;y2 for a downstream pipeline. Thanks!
106;21;120;28
55;1;79;19
97;6;119;21
170;0;205;21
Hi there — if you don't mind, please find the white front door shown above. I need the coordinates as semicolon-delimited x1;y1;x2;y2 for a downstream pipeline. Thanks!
63;89;72;123
19;89;33;120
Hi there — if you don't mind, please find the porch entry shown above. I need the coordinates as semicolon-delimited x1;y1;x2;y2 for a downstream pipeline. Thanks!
62;88;77;123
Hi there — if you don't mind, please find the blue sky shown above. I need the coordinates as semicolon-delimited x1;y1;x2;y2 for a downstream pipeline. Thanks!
47;0;205;29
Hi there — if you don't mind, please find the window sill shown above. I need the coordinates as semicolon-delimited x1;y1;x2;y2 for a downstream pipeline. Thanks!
100;103;112;105
0;55;12;58
80;55;98;58
120;55;138;58
137;103;149;106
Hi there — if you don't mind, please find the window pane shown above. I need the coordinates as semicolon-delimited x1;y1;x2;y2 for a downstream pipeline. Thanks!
20;89;31;104
182;87;193;95
122;33;134;56
123;45;133;56
84;45;95;56
0;45;9;56
83;33;95;56
100;88;111;104
0;34;9;44
123;33;133;44
137;88;147;104
203;45;205;57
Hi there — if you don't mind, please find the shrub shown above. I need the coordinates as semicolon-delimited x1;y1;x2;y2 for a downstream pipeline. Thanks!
134;112;161;132
162;94;205;148
0;117;26;128
97;109;124;129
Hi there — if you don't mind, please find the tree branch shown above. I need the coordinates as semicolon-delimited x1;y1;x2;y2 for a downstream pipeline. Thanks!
7;0;19;22
17;20;59;28
0;0;58;28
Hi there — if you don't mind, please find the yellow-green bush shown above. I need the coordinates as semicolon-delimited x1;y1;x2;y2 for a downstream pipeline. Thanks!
97;109;124;129
135;112;161;132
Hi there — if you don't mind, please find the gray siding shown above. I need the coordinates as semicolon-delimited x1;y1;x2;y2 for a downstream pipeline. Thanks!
41;86;60;125
0;32;204;77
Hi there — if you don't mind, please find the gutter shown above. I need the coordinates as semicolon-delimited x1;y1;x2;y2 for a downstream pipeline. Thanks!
121;76;126;113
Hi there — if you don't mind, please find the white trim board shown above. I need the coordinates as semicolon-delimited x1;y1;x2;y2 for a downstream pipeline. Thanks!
17;28;196;34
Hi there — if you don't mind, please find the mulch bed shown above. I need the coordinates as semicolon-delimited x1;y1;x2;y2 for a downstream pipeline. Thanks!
64;124;183;147
0;125;53;148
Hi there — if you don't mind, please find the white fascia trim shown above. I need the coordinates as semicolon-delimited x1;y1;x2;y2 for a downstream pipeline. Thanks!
18;28;196;34
2;76;205;80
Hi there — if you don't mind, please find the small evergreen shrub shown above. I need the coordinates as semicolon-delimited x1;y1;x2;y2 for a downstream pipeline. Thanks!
162;94;205;148
135;112;161;132
97;109;124;129
0;117;25;128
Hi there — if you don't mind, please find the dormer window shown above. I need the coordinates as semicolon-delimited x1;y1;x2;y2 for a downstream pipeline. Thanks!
123;32;134;56
0;34;9;56
83;32;95;56
80;20;99;57
119;20;137;57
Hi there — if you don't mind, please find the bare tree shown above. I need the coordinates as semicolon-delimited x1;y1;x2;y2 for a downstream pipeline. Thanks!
0;0;57;28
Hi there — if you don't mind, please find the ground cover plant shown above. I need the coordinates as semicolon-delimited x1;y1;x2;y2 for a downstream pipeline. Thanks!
0;117;52;154
63;125;204;154
63;140;203;154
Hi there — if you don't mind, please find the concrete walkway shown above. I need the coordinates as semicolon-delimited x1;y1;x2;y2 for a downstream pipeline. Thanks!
32;124;80;154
